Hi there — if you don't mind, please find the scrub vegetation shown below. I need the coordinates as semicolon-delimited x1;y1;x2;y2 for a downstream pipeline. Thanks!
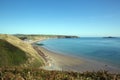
0;67;120;80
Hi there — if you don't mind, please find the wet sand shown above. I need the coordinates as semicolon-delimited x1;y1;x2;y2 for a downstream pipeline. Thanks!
34;45;120;73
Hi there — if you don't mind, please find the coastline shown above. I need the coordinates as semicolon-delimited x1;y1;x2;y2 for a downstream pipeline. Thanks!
32;39;120;73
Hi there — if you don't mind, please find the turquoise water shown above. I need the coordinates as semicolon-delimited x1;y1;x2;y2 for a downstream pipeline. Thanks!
38;38;120;68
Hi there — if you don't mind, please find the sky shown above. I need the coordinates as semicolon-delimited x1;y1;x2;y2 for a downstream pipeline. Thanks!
0;0;120;37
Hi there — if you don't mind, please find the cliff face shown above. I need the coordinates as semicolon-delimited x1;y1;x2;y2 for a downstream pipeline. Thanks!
0;34;44;67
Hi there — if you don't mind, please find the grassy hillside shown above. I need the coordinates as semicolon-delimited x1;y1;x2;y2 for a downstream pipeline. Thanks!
0;34;44;67
0;39;28;66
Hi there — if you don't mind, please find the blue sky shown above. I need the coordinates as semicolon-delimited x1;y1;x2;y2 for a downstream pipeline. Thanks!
0;0;120;37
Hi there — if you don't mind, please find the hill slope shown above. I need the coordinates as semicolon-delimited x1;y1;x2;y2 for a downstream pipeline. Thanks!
0;34;44;67
0;39;28;66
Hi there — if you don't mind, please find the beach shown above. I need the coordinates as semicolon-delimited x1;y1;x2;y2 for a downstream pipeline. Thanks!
33;45;120;73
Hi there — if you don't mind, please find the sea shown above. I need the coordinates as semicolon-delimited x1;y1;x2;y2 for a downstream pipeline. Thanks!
37;37;120;68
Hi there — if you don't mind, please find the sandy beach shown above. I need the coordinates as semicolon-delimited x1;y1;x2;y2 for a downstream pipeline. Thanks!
33;45;120;73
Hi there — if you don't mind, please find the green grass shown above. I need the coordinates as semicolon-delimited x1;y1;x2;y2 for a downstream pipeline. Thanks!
0;39;28;66
0;34;44;67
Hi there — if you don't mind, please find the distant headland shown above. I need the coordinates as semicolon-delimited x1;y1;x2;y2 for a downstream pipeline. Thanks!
103;36;117;38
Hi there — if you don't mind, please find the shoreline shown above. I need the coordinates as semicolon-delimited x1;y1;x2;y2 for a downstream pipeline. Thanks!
31;38;120;73
33;44;120;73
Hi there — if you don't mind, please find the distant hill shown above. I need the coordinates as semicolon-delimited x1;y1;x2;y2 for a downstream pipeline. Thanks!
0;34;44;67
14;34;79;40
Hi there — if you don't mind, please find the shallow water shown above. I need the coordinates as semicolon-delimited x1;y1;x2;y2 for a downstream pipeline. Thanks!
38;37;120;68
